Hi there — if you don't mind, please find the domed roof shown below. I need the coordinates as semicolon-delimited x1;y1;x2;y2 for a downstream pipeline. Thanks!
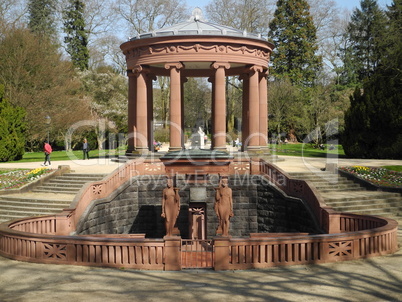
131;8;263;41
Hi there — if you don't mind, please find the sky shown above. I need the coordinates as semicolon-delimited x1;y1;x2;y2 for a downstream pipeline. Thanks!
186;0;393;13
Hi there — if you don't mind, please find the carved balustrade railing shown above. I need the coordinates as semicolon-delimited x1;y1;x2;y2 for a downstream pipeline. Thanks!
69;159;165;232
214;214;398;270
0;213;397;270
0;157;398;270
0;218;164;269
255;159;342;233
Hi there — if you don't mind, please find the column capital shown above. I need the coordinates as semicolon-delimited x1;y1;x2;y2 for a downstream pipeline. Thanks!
247;65;263;74
132;64;150;77
165;62;184;70
259;68;269;78
211;62;230;70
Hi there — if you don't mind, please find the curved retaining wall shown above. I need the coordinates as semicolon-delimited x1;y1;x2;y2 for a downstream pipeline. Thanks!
0;158;399;270
0;213;397;270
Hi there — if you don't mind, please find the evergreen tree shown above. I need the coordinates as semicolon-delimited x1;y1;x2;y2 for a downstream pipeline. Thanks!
340;0;387;85
0;85;26;162
63;0;89;71
27;0;57;38
342;0;402;159
268;0;322;87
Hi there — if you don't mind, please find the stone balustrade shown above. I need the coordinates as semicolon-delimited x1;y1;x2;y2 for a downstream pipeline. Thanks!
0;158;398;270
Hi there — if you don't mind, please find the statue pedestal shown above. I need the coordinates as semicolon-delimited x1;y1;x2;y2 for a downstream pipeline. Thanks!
164;236;182;271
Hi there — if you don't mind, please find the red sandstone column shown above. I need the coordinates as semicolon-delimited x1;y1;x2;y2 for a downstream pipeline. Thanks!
259;70;268;149
211;62;230;151
181;77;188;149
133;65;149;152
208;76;215;149
130;65;151;152
165;63;184;151
240;73;249;151
147;74;156;151
127;72;137;153
247;66;262;150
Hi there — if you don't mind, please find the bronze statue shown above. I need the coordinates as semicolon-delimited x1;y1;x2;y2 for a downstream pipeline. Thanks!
161;179;180;236
214;178;234;236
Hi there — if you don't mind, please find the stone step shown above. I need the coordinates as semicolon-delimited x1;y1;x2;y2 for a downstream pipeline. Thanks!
36;183;84;189
31;173;108;194
289;171;337;177
318;186;365;193
32;188;80;194
0;200;70;209
0;195;73;204
324;197;402;207
331;202;402;212
314;183;362;190
337;207;402;216
48;179;97;185
306;179;354;185
321;191;401;201
57;174;107;180
0;210;63;220
0;205;67;215
0;214;32;223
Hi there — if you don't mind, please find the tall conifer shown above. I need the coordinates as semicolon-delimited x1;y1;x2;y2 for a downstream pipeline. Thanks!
342;0;401;159
340;0;387;85
63;0;89;71
27;0;57;38
268;0;322;87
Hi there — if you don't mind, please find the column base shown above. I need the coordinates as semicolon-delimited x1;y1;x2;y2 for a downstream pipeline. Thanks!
168;147;183;152
126;148;150;156
245;146;265;156
212;146;228;152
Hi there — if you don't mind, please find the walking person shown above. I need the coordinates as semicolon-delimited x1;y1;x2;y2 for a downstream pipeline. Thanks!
83;138;90;160
42;141;52;166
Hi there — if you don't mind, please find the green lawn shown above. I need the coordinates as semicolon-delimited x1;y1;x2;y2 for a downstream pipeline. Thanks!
268;143;346;158
5;144;401;164
9;149;125;163
383;165;402;172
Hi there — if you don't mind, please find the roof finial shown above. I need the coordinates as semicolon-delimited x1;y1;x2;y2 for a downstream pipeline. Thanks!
192;7;204;21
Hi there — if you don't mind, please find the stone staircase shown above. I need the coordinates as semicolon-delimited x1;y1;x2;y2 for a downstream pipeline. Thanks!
0;193;73;223
289;171;402;219
32;173;107;194
0;173;107;223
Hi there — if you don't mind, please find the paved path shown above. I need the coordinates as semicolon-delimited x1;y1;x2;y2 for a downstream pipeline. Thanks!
0;154;401;301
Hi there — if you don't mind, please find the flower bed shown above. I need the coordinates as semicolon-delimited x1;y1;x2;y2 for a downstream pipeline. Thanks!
0;168;53;190
339;166;402;188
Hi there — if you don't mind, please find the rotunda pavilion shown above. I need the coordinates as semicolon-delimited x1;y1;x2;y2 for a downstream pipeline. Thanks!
120;8;274;154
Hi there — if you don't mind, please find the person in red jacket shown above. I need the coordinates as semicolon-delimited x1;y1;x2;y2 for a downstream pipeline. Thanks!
42;141;52;166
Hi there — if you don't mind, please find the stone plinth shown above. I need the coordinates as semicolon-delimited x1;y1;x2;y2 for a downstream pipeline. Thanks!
160;149;233;177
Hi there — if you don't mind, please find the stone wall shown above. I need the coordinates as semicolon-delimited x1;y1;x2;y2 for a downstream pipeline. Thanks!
77;174;319;237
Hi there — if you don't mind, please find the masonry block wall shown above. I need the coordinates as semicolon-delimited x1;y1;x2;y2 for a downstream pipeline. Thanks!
77;175;319;237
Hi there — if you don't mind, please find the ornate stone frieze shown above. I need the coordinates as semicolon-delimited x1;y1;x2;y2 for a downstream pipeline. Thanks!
127;43;270;61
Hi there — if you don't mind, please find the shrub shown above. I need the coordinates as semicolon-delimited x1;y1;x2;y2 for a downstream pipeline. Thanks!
0;85;26;162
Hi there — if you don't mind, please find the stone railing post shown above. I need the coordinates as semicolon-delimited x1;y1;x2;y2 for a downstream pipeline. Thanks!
322;208;341;234
55;211;75;235
164;236;182;271
214;237;230;270
250;158;261;175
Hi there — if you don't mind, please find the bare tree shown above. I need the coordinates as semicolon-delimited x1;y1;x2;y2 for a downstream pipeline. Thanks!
0;0;27;30
205;0;275;38
113;0;188;37
308;0;350;78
